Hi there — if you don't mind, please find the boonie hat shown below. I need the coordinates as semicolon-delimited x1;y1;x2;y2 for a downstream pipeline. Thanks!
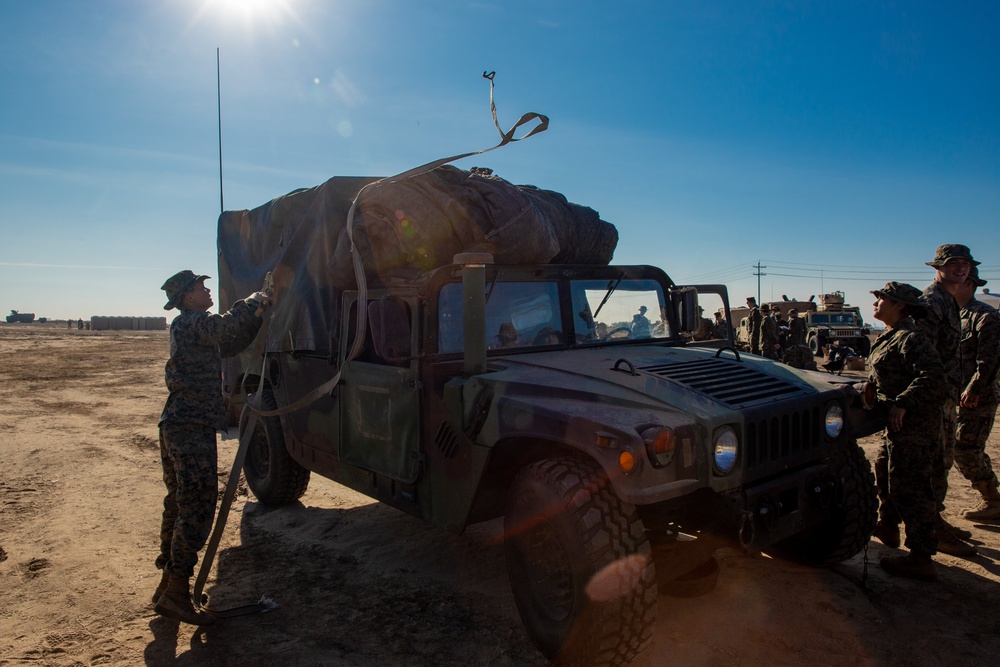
970;265;987;287
162;270;210;310
926;244;979;268
871;281;925;309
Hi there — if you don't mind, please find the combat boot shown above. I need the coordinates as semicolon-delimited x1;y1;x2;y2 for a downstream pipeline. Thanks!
871;519;900;549
938;515;973;540
154;574;215;626
151;570;169;605
961;482;1000;521
934;520;978;557
879;552;937;581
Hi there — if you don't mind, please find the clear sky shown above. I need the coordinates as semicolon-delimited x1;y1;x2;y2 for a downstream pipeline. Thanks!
1;0;997;323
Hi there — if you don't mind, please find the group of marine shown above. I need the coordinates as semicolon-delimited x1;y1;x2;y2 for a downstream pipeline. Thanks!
745;244;997;581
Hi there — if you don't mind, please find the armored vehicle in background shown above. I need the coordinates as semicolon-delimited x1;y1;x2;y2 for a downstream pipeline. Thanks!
6;310;35;323
798;292;869;358
219;168;877;667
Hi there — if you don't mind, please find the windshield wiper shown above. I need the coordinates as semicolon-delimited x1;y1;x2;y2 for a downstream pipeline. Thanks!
592;273;625;320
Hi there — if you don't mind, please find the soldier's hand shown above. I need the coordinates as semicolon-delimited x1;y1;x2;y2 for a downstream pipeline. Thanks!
248;291;274;317
960;388;980;409
888;405;906;432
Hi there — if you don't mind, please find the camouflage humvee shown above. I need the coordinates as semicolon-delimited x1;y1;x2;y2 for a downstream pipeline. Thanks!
219;173;877;667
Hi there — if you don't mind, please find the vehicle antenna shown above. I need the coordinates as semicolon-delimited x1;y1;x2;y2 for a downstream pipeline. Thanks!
217;47;224;214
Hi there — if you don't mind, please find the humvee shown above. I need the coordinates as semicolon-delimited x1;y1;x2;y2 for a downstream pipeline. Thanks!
219;173;877;667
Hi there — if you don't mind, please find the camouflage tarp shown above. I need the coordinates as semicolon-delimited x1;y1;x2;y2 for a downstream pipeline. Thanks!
218;166;619;353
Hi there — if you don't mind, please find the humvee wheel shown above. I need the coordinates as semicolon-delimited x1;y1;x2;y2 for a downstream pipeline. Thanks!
809;336;824;357
504;458;656;667
242;386;310;506
769;442;877;565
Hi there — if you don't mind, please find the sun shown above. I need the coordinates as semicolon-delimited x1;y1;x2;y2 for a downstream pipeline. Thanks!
186;0;303;32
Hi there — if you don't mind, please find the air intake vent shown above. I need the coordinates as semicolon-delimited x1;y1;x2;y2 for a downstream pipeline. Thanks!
434;421;459;459
637;358;810;408
745;407;823;470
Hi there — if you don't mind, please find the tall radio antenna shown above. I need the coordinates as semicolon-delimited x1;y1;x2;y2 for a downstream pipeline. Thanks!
217;47;224;214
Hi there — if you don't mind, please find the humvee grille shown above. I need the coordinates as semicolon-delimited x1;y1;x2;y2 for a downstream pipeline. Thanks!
637;359;809;409
744;407;823;470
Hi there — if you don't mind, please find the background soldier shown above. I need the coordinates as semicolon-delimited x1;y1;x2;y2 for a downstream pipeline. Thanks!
631;305;651;338
747;297;762;355
153;270;272;625
953;266;1000;520
787;308;807;346
759;304;779;359
920;244;978;556
713;311;731;340
865;282;944;580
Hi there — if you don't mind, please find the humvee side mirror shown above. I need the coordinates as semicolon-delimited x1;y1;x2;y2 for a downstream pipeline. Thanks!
369;296;411;364
674;287;699;333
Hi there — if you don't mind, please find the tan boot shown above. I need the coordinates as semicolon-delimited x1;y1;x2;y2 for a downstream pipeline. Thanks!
938;515;972;541
962;483;1000;520
151;570;169;605
153;574;215;625
880;552;937;581
935;520;978;557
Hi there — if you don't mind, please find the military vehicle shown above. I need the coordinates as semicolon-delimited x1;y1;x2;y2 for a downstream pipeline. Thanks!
219;168;877;667
6;310;35;323
798;292;869;358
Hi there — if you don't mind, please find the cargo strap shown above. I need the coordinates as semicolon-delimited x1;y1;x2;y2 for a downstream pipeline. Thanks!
191;74;548;617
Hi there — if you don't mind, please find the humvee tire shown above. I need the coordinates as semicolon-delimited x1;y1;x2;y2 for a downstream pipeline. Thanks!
242;387;310;505
768;442;877;566
504;457;656;667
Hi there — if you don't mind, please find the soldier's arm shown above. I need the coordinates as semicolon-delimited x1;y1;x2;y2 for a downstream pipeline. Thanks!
894;332;945;410
964;309;1000;402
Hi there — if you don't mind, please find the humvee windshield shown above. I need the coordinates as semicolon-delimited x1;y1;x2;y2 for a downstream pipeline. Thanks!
811;313;860;325
437;277;670;354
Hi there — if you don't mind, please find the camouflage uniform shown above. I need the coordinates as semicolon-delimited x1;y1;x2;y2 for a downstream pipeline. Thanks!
787;315;807;346
759;312;779;359
714;318;731;341
919;280;962;512
747;306;762;355
954;298;1000;487
156;296;262;577
868;318;945;555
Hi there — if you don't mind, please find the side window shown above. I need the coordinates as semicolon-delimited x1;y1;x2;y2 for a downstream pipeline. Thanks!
437;281;563;354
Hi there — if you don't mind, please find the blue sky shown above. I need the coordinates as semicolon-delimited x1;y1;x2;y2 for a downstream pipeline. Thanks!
1;0;997;322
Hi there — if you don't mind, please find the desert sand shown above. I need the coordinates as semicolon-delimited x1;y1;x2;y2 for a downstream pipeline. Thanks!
2;323;1000;666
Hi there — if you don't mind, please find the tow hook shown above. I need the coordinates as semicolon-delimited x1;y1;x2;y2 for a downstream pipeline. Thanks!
738;497;780;549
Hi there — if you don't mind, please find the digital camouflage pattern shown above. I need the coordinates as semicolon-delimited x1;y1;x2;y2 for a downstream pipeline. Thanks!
867;318;945;555
157;299;262;577
156;422;219;577
920;279;962;512
159;301;262;430
747;306;762;354
760;314;779;359
787;315;807;346
955;298;1000;487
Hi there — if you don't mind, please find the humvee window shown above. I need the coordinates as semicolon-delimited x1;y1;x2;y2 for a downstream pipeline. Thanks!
438;281;564;354
570;279;669;341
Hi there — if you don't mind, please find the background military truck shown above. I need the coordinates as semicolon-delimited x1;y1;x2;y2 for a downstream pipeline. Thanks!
219;167;877;667
797;292;870;358
6;310;36;323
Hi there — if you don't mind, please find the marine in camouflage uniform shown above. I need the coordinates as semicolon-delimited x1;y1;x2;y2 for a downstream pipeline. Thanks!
153;269;269;625
758;305;779;359
787;309;807;347
919;244;978;554
865;282;944;579
746;298;762;355
954;266;1000;519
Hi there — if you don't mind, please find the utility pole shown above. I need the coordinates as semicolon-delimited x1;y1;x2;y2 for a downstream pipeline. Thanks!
753;261;766;303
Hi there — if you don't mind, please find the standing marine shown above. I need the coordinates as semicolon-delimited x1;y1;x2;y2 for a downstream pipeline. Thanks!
920;244;978;556
953;266;1000;520
864;282;945;580
153;270;273;625
758;304;779;359
787;308;807;347
746;297;762;355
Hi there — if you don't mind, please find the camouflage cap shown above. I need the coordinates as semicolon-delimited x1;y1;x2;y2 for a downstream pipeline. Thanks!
871;281;925;308
161;269;210;310
926;243;979;268
760;304;770;312
969;265;987;287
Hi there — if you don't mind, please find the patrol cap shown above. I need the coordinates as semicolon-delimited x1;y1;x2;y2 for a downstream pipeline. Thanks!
970;265;987;287
871;281;925;309
161;269;210;310
760;304;771;312
788;308;798;315
926;243;979;268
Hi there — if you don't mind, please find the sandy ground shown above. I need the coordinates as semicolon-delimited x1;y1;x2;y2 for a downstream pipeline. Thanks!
3;323;1000;667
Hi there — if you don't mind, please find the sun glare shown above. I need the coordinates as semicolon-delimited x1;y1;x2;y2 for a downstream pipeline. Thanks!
188;0;303;33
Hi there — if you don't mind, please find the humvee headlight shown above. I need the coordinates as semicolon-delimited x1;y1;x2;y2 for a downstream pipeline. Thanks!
825;403;844;439
641;426;676;467
713;426;739;475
